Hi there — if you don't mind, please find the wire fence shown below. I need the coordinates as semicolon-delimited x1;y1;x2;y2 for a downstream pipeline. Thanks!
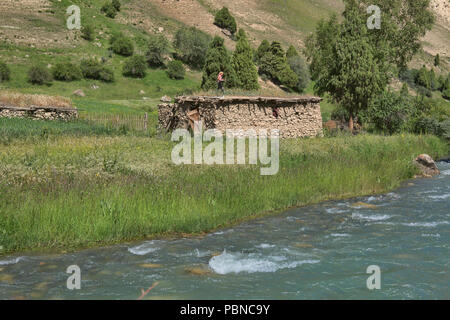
80;113;149;132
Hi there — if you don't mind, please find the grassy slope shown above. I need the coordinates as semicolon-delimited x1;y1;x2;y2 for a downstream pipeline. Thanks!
0;120;447;254
0;0;201;116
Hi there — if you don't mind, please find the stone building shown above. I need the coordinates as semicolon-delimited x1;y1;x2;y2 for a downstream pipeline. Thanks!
158;96;323;138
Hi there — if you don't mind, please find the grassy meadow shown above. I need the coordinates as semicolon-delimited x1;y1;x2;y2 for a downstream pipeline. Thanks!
0;118;447;255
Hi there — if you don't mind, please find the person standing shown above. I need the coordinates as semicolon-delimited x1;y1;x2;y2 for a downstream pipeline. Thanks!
217;71;225;96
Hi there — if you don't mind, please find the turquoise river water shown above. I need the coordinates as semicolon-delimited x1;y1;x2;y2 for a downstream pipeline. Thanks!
0;162;449;300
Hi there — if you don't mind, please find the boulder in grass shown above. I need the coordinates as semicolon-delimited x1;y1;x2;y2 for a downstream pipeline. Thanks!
160;95;171;103
413;154;440;177
73;89;85;97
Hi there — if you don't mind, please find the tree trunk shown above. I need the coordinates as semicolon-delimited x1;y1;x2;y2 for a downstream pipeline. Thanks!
349;113;354;132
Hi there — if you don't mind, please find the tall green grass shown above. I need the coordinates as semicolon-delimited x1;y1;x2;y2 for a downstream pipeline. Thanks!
0;131;447;255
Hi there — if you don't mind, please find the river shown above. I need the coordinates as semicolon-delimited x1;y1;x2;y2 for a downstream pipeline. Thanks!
0;162;449;300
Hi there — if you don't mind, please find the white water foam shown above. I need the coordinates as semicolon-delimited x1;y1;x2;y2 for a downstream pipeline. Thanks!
401;221;450;228
256;243;276;249
0;257;24;265
325;208;348;214
209;251;319;274
428;193;450;200
330;233;351;237
352;213;391;221
128;241;162;255
440;170;450;176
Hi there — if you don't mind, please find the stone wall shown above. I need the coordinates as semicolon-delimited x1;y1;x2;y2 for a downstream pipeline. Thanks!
0;105;78;121
158;96;323;138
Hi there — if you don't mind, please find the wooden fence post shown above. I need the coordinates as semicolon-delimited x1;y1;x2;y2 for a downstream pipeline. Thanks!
144;112;148;131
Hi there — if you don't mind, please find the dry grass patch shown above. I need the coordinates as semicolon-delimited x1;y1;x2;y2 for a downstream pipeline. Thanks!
0;91;73;109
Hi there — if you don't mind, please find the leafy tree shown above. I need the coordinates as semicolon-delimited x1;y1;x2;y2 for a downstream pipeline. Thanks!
0;61;10;82
214;7;237;35
28;65;52;85
123;55;147;78
166;60;186;80
255;40;270;64
287;55;310;93
286;45;299;59
305;0;388;131
259;41;298;89
173;27;211;69
52;62;82;81
81;25;95;41
201;36;237;90
231;29;259;90
146;34;169;67
110;33;134;56
360;0;435;69
434;54;440;67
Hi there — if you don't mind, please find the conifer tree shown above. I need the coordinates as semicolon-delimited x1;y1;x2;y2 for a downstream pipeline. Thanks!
286;45;299;59
214;7;237;35
201;36;237;90
255;40;270;64
259;41;298;89
231;29;260;91
434;54;440;67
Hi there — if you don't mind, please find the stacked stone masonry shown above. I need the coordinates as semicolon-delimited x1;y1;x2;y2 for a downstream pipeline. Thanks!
158;96;323;138
0;105;78;121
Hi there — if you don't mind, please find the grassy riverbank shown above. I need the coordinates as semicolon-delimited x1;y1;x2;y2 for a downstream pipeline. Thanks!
0;118;448;255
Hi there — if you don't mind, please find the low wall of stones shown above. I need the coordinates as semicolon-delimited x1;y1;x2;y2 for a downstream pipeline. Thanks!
158;96;323;138
0;105;78;121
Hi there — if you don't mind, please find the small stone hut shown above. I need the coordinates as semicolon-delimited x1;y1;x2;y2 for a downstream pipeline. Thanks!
158;96;323;138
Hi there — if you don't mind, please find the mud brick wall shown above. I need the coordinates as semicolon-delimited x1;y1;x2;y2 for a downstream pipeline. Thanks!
158;96;323;138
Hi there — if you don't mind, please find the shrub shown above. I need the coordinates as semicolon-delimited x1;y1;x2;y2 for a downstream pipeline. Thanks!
28;65;52;85
112;0;121;12
0;61;10;82
440;118;450;140
173;27;211;69
146;34;169;67
214;7;237;35
81;25;95;41
101;2;117;19
110;34;134;56
287;55;310;93
366;90;411;134
123;55;147;78
415;65;430;89
99;68;115;83
166;60;186;80
52;62;82;81
411;116;443;136
80;59;114;82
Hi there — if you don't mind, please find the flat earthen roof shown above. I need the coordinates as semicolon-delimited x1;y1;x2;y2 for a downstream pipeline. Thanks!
174;95;323;104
